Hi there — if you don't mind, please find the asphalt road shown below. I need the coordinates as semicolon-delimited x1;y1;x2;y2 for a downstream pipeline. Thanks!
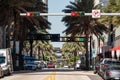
0;68;103;80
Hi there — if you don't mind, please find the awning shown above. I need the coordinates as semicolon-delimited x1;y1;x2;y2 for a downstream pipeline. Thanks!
109;46;120;51
23;56;37;60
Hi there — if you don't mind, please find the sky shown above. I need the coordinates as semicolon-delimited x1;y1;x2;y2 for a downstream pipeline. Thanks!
48;0;74;48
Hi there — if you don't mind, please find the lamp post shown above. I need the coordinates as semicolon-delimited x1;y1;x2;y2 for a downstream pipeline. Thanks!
90;35;92;69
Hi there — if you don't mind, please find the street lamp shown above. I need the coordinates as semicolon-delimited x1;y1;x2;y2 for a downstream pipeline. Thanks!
90;35;92;69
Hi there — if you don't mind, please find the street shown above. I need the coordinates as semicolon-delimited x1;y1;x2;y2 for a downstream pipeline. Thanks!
0;68;103;80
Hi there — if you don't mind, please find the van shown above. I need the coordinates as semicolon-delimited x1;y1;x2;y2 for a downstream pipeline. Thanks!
0;48;13;75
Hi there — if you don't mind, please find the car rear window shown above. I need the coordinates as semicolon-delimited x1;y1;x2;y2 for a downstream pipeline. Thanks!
105;61;112;64
105;60;120;65
112;61;120;65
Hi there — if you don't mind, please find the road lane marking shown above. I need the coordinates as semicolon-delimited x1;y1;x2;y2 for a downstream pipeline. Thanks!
43;72;56;80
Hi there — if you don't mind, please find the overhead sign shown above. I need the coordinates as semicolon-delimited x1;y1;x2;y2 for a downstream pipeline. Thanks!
27;33;60;41
92;9;101;18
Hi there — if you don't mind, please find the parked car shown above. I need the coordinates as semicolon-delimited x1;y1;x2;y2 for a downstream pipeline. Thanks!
34;61;47;69
24;62;38;70
75;63;81;69
47;63;55;68
63;65;69;68
94;61;101;74
75;60;81;69
0;49;13;76
99;58;120;77
103;65;120;80
34;61;42;69
0;66;3;78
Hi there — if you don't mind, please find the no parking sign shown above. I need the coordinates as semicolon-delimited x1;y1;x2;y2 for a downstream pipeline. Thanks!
92;9;101;18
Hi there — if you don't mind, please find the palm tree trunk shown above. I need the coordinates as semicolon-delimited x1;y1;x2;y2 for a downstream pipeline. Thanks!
29;40;33;57
74;51;77;70
19;40;24;70
85;34;90;70
12;40;16;70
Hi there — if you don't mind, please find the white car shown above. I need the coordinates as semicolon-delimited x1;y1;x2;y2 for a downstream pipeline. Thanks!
75;63;81;69
64;65;69;68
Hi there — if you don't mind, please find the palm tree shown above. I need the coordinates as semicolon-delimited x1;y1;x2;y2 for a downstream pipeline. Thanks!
62;42;85;69
0;0;36;70
35;41;54;61
0;0;51;70
98;0;120;27
62;0;108;70
98;0;120;47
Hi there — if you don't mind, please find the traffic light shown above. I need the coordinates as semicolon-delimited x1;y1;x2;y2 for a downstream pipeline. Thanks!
60;37;67;42
26;12;40;17
71;11;85;17
79;37;85;42
26;12;31;16
75;37;85;42
66;37;74;42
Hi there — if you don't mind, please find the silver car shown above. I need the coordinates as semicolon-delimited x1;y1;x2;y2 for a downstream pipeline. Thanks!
104;65;120;80
99;58;120;76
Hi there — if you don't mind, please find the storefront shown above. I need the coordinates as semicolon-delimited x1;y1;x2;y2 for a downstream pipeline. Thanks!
109;45;120;60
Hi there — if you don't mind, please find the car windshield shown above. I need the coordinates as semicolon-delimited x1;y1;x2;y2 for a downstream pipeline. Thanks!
0;56;5;64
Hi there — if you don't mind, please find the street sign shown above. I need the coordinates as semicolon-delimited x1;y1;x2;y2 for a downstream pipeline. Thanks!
60;37;85;42
92;9;101;18
27;33;60;41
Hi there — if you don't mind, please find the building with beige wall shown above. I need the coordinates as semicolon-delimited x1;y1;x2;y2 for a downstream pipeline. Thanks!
114;27;120;47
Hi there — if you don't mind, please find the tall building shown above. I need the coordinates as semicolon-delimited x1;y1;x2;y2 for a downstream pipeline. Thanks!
42;0;48;4
42;0;48;19
42;0;48;12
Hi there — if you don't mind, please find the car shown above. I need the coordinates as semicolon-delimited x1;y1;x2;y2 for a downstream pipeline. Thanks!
103;65;120;80
24;62;38;70
47;63;55;68
34;61;47;69
75;63;81;69
34;61;42;69
63;65;69;68
99;58;120;76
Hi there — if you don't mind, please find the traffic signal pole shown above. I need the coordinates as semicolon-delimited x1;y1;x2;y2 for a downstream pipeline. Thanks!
20;12;120;16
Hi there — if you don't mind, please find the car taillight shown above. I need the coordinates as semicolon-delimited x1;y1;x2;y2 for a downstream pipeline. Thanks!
95;66;99;69
102;65;106;70
107;71;111;74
